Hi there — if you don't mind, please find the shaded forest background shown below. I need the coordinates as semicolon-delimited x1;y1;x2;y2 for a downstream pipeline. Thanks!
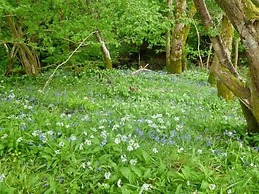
0;0;246;74
1;0;259;132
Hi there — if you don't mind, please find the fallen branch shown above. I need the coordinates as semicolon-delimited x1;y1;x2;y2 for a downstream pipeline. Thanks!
42;31;97;92
132;64;154;76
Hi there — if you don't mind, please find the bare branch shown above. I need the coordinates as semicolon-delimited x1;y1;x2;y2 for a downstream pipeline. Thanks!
42;31;97;92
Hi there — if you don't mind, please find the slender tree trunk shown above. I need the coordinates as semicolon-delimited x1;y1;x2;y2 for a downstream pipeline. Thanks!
234;37;240;69
5;43;19;76
168;0;187;74
95;30;112;70
182;4;197;71
166;0;173;69
5;15;40;76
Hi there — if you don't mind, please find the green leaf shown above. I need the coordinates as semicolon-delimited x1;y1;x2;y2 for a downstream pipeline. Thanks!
120;186;131;194
0;182;16;194
143;168;151;178
119;167;134;183
181;166;191;180
0;144;5;150
175;184;182;194
130;165;142;177
92;146;101;153
200;180;209;190
141;150;150;163
120;167;131;180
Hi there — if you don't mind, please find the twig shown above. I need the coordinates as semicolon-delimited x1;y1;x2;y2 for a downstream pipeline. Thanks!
206;43;213;69
42;31;96;92
234;37;240;69
193;21;204;67
3;43;9;54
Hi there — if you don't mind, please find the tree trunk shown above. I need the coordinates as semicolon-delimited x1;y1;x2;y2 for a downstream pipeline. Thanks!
209;15;234;100
194;0;259;132
5;43;19;76
208;55;219;87
95;30;112;70
182;4;197;71
5;15;40;76
217;15;234;100
168;0;187;74
166;0;173;69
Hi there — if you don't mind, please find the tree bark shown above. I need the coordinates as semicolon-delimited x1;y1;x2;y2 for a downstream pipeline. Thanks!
194;0;259;132
166;0;173;69
208;54;218;87
168;0;187;74
217;15;234;100
95;30;112;70
5;15;40;76
182;4;197;71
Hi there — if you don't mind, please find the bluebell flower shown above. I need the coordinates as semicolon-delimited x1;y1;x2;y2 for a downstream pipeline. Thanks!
168;138;175;145
252;147;259;152
171;130;177;137
206;141;213;147
195;135;203;140
134;128;144;136
149;131;155;139
213;150;221;155
161;136;167;144
58;177;64;184
29;97;35;102
137;118;145;123
154;135;160;142
100;139;107;146
19;112;26;118
20;123;26;130
39;134;47;143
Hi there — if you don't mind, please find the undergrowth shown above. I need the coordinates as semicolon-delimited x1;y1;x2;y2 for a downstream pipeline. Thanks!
0;69;258;193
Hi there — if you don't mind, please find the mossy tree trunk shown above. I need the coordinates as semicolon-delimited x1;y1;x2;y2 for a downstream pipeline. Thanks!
168;0;187;74
166;0;173;69
194;0;259;132
182;4;197;71
208;55;219;87
209;15;234;100
5;15;40;76
167;1;196;74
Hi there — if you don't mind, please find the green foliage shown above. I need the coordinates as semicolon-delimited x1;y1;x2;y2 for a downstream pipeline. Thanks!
0;69;257;193
0;0;168;71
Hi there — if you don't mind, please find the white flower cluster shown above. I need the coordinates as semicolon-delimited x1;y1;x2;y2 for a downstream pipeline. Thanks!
82;161;93;170
127;139;140;151
140;183;152;193
0;174;6;182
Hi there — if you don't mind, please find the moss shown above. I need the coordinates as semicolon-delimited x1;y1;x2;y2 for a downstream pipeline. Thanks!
217;81;234;100
105;58;112;70
243;0;259;20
